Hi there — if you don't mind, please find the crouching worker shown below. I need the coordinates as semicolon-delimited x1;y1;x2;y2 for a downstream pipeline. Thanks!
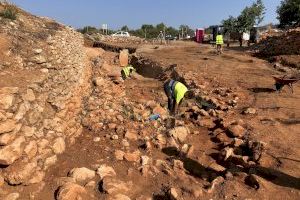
164;79;192;115
121;65;136;80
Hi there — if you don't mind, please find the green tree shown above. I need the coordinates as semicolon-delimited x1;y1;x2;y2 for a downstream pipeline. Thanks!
237;0;265;32
179;24;195;37
222;16;238;34
277;0;300;27
121;25;129;31
77;26;98;34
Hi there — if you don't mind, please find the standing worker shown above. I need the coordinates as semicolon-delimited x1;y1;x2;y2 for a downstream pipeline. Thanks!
121;65;136;80
216;32;224;54
164;79;190;115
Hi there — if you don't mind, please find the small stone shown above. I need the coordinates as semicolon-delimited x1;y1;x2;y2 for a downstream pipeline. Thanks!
169;187;178;199
97;165;116;179
121;139;130;147
22;126;35;137
93;77;105;86
0;93;15;110
243;108;256;115
198;118;216;129
68;167;95;183
124;130;138;141
232;138;244;147
0;119;17;134
22;89;35;102
209;162;226;172
228;124;246;138
93;137;101;142
141;156;150;166
115;150;125;161
116;115;124;122
207;176;224;193
124;150;141;162
199;109;209;116
44;155;57;170
52;137;66;154
24;140;38;159
111;135;119;140
28;171;45;184
34;49;43;54
168;126;190;143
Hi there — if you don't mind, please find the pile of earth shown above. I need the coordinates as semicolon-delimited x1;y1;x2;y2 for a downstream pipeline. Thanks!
252;27;300;57
251;28;300;70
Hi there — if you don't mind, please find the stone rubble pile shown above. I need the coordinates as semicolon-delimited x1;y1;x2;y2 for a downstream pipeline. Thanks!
85;33;145;45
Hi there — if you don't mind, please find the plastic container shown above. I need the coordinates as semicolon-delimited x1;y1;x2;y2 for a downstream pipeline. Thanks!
149;114;160;121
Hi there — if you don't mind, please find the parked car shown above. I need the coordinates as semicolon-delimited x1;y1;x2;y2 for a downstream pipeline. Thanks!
111;31;130;37
165;35;177;40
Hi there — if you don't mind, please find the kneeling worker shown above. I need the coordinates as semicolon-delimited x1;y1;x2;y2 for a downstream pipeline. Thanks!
164;79;190;115
121;65;136;80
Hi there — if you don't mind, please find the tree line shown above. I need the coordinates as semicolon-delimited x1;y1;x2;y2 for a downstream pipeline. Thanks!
77;23;195;39
221;0;300;35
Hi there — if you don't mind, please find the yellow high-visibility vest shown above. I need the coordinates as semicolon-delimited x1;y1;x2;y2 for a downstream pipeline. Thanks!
174;82;188;104
216;35;224;45
122;65;135;78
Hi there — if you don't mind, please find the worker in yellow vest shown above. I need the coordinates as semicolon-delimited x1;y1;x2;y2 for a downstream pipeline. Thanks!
121;65;136;80
216;33;224;54
164;79;192;114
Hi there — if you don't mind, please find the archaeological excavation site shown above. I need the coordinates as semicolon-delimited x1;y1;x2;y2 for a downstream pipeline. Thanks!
0;1;299;200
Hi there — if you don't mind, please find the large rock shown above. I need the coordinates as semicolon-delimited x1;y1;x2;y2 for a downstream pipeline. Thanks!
0;136;25;165
228;124;247;138
22;89;35;102
198;118;216;129
168;126;190;143
0;131;17;145
68;167;95;183
124;150;141;162
97;165;116;179
115;150;125;161
56;182;88;200
0;119;17;134
4;161;37;185
0;87;18;110
100;177;132;194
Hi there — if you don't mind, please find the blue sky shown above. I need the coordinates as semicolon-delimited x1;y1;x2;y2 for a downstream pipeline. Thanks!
10;0;281;30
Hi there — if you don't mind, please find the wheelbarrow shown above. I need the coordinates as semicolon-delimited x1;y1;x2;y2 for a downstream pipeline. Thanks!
272;75;300;93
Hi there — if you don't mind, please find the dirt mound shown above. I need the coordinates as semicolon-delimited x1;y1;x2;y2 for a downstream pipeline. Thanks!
252;28;300;57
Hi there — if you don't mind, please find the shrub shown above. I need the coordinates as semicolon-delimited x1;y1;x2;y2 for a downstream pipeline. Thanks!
0;1;18;20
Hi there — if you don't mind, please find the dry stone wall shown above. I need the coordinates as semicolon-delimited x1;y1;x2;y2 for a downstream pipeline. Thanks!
0;9;92;186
